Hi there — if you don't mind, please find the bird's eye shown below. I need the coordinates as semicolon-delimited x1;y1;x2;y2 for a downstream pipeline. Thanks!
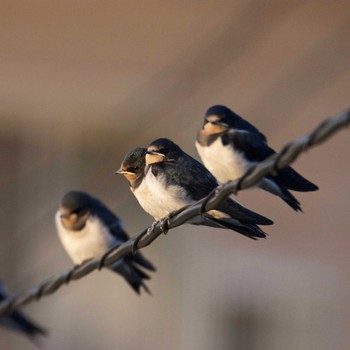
128;166;139;172
158;148;167;154
73;208;88;216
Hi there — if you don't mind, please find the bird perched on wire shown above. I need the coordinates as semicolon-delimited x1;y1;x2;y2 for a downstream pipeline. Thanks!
0;280;47;343
55;191;156;294
196;105;318;211
117;141;273;240
115;147;160;219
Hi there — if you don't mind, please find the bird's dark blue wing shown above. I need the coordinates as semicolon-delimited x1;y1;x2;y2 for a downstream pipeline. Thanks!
97;205;157;276
5;310;47;337
94;205;130;242
216;198;273;225
269;166;318;192
222;130;318;192
0;283;47;338
97;206;156;273
156;155;273;226
168;154;218;200
228;113;267;142
222;130;275;162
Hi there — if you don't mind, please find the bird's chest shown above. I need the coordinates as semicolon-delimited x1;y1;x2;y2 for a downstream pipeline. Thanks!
196;138;249;183
56;214;114;264
132;178;161;219
135;168;188;220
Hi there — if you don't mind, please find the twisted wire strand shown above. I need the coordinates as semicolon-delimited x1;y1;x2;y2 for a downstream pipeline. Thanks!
0;108;349;316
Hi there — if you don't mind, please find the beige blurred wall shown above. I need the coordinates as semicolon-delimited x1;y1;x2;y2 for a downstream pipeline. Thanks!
0;1;349;349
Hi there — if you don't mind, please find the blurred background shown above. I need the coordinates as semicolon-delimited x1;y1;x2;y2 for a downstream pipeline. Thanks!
0;1;349;349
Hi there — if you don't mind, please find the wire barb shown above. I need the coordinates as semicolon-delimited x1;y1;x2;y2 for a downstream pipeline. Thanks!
0;108;349;317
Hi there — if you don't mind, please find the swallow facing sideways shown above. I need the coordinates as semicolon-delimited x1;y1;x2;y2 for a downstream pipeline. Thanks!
0;280;47;342
196;105;318;211
117;141;273;240
55;191;156;294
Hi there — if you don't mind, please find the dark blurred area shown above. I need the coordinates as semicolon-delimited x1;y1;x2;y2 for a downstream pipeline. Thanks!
0;1;349;349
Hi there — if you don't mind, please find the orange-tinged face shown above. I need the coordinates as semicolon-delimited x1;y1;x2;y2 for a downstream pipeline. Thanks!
60;207;90;231
116;147;147;189
145;147;166;165
202;115;229;136
116;166;139;183
115;162;144;189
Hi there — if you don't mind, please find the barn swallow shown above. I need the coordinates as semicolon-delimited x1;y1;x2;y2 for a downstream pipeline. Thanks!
0;280;47;341
196;105;318;211
117;141;273;240
116;147;162;220
55;191;156;294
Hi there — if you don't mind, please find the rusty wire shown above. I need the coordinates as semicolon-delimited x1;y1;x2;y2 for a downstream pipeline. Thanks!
0;108;349;316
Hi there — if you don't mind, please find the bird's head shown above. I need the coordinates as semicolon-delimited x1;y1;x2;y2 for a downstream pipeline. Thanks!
59;191;92;231
201;105;234;135
116;147;147;186
145;138;180;165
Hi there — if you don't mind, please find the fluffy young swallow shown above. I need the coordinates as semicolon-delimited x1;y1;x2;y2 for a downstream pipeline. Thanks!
55;191;156;294
0;280;47;341
116;147;162;220
196;105;318;211
117;142;273;240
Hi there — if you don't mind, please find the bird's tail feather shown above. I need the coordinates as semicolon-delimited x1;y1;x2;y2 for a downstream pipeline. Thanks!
130;252;157;272
218;199;273;225
10;311;48;339
203;214;267;240
279;187;302;212
259;178;302;212
271;167;318;192
111;261;152;295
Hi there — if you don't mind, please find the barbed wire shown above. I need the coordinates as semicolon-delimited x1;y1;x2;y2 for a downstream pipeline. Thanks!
0;108;349;317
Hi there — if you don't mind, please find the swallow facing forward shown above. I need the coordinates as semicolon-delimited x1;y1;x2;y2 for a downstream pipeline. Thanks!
55;191;156;294
117;141;273;240
115;147;158;219
196;105;318;211
0;280;47;341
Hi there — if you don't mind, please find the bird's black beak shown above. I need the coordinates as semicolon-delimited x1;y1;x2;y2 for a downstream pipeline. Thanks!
146;150;166;157
59;206;72;219
115;168;125;175
60;212;71;219
115;168;137;178
146;150;174;164
209;120;229;128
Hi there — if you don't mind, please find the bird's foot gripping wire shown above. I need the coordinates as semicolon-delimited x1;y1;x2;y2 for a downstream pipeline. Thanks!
271;143;291;176
131;217;166;255
199;189;216;216
98;245;121;270
159;214;172;235
131;207;190;254
232;164;258;195
199;183;227;216
159;205;191;232
131;223;155;255
64;258;95;284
